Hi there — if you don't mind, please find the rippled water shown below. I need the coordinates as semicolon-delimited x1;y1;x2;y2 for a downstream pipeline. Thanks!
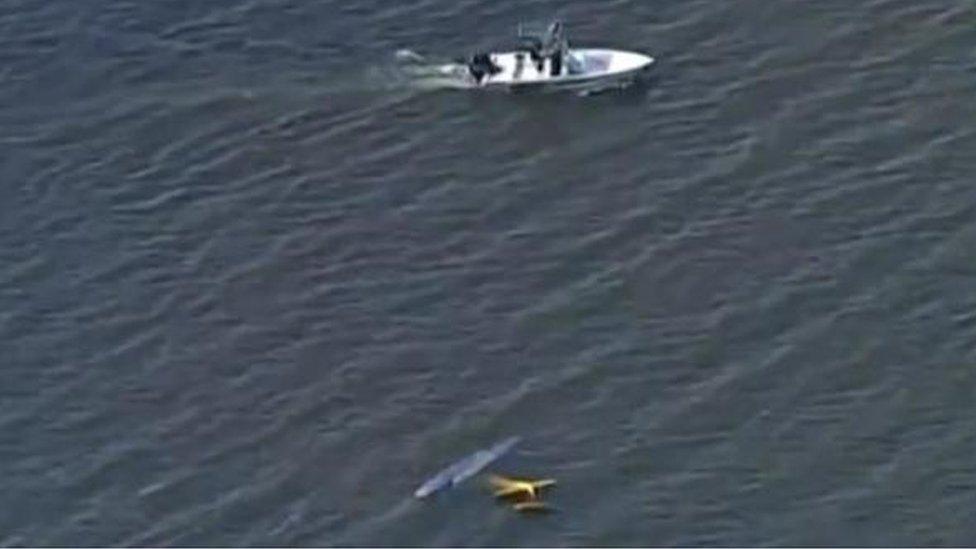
2;0;976;546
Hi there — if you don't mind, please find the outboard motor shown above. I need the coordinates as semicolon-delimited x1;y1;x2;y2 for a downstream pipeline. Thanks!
468;52;502;84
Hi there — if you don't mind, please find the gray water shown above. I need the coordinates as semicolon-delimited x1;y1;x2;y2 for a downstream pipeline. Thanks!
2;0;976;546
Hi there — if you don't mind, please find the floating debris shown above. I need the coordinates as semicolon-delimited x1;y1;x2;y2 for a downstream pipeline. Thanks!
488;474;556;500
488;474;557;513
414;436;521;499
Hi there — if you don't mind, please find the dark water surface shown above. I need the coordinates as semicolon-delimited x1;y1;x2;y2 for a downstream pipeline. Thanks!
3;0;976;546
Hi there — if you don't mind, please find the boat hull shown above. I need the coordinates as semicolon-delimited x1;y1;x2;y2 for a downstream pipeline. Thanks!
478;48;654;93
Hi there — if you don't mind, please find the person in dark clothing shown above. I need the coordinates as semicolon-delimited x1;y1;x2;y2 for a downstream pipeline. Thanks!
468;52;501;84
532;50;544;72
551;49;562;76
522;37;544;72
541;21;567;76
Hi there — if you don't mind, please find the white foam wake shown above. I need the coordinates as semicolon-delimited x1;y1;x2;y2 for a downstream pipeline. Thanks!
392;49;475;91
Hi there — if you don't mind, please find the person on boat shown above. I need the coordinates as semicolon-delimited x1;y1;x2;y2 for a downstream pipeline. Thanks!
468;52;501;84
522;36;544;72
514;52;526;79
550;48;563;76
540;21;568;76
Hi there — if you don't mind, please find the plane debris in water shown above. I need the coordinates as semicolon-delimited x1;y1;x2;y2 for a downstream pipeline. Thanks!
414;436;521;499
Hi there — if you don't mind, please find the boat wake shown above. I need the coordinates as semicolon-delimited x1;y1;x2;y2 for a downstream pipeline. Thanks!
390;49;476;91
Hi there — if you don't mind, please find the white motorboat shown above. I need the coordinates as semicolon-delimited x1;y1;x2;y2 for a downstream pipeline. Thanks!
460;22;654;92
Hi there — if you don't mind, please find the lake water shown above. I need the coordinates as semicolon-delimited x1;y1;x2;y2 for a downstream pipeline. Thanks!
2;0;975;545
